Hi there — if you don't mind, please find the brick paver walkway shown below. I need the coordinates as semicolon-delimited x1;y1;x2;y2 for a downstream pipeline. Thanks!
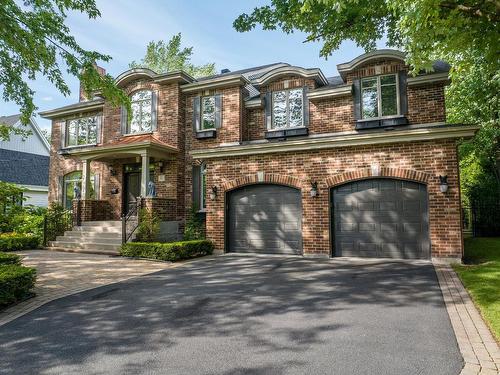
0;250;171;327
434;263;500;375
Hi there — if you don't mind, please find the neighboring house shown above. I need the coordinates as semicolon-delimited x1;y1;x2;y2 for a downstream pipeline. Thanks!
40;49;477;261
0;114;50;207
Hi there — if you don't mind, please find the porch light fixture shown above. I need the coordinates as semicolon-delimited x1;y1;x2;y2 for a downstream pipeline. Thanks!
439;175;449;193
109;167;117;176
157;161;164;173
310;181;319;197
209;186;218;200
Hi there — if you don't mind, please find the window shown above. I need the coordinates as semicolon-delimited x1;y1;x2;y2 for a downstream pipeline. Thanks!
200;163;207;210
271;88;304;129
129;90;153;134
65;116;98;147
200;96;216;130
63;171;96;210
361;74;399;119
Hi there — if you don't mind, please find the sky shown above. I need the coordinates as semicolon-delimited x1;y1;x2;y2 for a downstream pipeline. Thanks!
1;0;387;131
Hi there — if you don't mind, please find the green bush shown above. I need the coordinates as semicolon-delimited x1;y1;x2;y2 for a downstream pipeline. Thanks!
120;240;214;261
136;208;160;242
0;265;36;306
0;233;39;251
184;206;205;240
0;252;21;265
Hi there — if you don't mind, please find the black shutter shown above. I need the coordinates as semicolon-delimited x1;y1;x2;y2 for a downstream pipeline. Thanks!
120;105;128;134
398;71;408;115
265;92;272;129
151;90;158;131
192;165;201;210
302;87;309;127
214;94;222;129
193;96;201;133
353;79;362;120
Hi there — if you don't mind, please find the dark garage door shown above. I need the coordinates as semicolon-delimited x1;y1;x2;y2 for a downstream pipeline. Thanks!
228;184;302;254
332;179;430;259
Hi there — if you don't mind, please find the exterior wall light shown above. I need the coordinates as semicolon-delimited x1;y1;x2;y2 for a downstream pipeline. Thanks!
109;167;117;176
310;181;319;197
210;186;218;200
439;175;449;193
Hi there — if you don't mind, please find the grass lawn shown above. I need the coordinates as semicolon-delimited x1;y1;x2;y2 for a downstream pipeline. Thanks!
453;237;500;342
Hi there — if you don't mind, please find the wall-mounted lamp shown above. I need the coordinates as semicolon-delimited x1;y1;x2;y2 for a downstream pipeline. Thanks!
210;186;218;200
310;181;319;197
109;167;117;176
439;175;449;193
157;161;164;173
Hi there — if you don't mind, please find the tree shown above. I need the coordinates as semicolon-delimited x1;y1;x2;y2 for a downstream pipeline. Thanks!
0;0;129;140
130;33;216;78
234;0;500;202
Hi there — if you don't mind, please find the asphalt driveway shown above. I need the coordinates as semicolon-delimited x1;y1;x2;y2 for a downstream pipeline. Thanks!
0;255;462;375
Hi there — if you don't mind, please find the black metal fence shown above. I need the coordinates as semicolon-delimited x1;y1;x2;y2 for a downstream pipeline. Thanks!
462;202;500;237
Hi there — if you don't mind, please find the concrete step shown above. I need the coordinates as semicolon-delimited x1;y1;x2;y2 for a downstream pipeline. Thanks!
56;236;122;245
48;241;121;252
64;231;122;239
81;221;122;228
45;247;119;256
72;226;122;234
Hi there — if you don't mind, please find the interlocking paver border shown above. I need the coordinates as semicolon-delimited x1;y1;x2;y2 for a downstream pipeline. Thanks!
434;263;500;375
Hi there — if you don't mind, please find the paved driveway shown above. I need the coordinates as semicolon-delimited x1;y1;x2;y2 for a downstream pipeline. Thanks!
0;255;462;375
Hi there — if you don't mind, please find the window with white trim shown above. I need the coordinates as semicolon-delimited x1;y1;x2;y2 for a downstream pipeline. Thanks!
66;116;98;146
271;88;304;129
200;96;216;131
62;171;96;210
128;90;153;133
361;74;399;119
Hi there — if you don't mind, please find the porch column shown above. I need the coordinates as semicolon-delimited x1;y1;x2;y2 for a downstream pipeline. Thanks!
140;151;150;197
81;159;92;200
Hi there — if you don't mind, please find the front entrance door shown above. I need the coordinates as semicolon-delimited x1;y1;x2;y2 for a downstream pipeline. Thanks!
124;172;141;215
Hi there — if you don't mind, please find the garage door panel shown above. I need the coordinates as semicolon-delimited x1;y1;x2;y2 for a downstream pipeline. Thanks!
228;185;302;255
333;178;430;259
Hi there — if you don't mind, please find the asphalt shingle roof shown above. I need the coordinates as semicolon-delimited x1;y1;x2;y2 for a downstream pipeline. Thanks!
0;149;49;186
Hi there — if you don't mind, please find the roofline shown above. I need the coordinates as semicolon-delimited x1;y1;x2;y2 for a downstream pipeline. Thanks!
39;100;104;119
308;85;352;101
407;72;449;86
190;123;478;159
181;75;250;93
252;66;329;87
337;49;406;80
115;68;195;87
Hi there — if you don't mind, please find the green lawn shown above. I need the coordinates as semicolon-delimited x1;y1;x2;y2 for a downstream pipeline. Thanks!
453;237;500;342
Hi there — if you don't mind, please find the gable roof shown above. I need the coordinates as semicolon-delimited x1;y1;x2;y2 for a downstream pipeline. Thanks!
0;114;50;153
0;114;22;127
0;149;49;186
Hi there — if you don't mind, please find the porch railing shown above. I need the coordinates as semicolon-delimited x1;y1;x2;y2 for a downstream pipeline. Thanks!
122;199;142;244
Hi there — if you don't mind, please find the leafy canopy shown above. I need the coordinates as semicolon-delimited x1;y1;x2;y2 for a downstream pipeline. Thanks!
0;0;129;139
130;33;216;78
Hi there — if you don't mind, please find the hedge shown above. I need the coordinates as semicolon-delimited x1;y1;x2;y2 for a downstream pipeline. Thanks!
120;240;214;261
0;252;21;265
0;233;39;252
0;265;36;306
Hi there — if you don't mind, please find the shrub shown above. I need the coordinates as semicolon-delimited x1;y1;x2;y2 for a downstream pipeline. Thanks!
0;233;39;251
120;240;214;261
135;208;160;242
0;252;21;265
184;206;205;240
0;265;36;306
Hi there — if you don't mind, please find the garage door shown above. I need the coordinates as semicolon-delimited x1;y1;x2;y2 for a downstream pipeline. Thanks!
332;179;430;259
228;184;302;254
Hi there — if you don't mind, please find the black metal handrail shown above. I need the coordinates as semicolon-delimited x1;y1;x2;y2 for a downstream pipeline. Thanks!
122;199;141;244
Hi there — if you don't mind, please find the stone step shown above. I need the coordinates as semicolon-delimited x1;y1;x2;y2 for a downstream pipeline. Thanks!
48;241;121;252
56;235;122;245
45;247;119;256
72;226;122;234
81;220;122;228
64;231;122;239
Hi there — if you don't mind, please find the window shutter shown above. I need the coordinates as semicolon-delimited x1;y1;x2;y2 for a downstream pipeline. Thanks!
398;71;408;115
96;116;102;144
151;90;158;131
57;175;64;204
214;94;222;129
193;96;201;133
265;92;272;129
60;121;66;149
302;87;310;127
353;79;362;120
120;105;128;134
93;174;100;200
192;165;201;210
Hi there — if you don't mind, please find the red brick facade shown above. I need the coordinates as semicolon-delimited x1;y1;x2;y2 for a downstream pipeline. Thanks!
45;50;466;260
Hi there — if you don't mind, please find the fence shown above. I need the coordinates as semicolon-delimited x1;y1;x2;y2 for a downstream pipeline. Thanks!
462;202;500;237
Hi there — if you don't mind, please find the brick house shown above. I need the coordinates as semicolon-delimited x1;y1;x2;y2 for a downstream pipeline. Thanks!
40;49;477;261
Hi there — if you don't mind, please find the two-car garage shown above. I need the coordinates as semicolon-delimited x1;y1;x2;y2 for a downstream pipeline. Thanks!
226;179;431;259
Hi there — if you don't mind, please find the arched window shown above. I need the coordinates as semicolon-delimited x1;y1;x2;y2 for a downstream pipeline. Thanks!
129;90;154;134
62;171;97;209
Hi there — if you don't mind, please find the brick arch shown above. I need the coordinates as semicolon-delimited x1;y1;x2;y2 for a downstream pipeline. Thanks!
325;167;432;188
221;173;303;192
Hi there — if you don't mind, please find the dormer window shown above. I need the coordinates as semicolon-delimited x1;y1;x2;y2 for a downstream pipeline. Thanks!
361;74;399;119
121;90;158;135
271;88;304;129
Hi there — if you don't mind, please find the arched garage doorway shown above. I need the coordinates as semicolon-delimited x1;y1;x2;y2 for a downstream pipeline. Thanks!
331;178;430;259
226;184;302;255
